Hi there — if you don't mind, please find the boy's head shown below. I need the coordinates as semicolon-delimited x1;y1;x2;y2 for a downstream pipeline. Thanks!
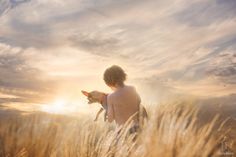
103;65;127;88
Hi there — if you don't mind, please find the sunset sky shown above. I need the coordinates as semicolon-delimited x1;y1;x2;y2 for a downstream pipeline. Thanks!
0;0;236;113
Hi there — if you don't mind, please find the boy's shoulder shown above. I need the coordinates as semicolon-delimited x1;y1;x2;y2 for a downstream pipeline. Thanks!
125;85;136;91
108;85;136;97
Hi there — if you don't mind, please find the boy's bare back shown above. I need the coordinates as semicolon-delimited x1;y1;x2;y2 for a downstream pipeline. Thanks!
107;85;140;126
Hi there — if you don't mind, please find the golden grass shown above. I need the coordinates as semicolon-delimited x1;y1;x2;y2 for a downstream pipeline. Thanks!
0;102;235;157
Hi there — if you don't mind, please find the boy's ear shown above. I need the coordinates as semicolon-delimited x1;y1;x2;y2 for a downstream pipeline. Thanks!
81;90;90;97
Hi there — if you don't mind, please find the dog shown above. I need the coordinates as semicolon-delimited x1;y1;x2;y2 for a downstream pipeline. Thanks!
81;90;108;121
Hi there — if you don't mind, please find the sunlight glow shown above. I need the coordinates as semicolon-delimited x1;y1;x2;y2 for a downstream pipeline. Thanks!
40;98;91;115
41;100;69;114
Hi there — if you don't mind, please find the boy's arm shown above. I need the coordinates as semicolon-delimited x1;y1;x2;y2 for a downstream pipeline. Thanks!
101;94;108;110
135;89;148;121
107;95;115;123
101;94;114;122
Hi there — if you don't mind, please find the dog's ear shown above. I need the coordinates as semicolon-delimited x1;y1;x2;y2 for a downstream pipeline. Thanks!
81;90;90;97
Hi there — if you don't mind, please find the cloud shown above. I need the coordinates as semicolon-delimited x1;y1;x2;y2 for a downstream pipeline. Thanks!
0;43;57;104
206;51;236;84
175;0;236;26
0;0;121;48
69;32;121;57
0;0;30;16
0;0;235;103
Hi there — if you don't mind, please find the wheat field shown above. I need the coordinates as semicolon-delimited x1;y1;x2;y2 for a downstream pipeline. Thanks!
0;102;235;157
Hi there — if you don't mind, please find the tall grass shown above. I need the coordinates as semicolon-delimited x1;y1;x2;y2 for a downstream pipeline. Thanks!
0;102;235;157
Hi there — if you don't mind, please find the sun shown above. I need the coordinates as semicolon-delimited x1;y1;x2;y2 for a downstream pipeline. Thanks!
41;99;67;114
41;98;92;115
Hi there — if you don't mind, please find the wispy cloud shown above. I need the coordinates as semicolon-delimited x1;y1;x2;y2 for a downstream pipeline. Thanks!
0;0;235;106
0;43;57;104
175;0;236;26
0;0;30;16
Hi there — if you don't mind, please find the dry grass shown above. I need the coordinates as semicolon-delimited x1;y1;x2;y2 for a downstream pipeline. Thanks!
0;102;235;157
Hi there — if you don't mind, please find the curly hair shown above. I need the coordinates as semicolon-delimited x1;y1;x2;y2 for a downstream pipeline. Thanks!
103;65;127;86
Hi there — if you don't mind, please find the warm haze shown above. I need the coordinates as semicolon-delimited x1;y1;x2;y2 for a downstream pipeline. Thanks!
0;0;236;157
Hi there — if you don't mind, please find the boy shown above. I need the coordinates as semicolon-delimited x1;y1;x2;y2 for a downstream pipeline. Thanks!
103;65;147;127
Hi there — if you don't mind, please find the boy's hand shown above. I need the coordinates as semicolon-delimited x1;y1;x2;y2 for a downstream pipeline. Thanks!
81;90;95;104
81;90;105;104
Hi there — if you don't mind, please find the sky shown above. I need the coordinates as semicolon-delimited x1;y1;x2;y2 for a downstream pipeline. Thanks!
0;0;236;113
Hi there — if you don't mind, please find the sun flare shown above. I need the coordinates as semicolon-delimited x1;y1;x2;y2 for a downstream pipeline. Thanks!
41;100;68;114
40;98;89;115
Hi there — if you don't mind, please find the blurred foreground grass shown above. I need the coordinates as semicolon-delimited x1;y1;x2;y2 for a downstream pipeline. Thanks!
0;102;235;157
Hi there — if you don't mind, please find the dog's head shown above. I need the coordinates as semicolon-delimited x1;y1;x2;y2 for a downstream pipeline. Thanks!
81;90;106;104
